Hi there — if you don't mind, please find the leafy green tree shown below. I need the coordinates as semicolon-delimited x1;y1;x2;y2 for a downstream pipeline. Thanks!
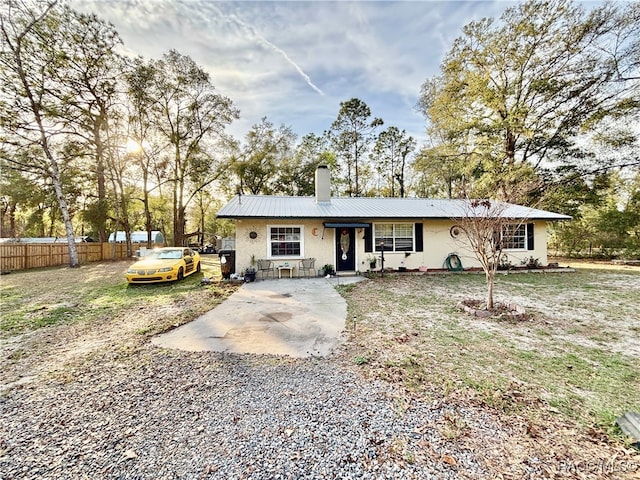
371;126;415;197
1;0;81;264
548;169;640;257
330;98;383;196
151;50;238;246
587;171;640;255
418;0;640;203
0;164;41;237
101;114;136;256
413;145;467;199
1;1;125;256
227;117;296;196
190;195;234;244
48;7;123;243
123;56;170;248
275;133;335;196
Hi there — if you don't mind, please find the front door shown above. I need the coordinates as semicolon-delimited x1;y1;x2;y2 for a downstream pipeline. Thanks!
335;228;356;272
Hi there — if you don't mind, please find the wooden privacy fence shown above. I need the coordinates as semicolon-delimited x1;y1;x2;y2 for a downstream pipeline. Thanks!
0;243;161;272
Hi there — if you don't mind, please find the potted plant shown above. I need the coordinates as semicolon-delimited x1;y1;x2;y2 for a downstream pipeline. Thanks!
367;255;377;270
244;266;257;282
244;254;257;282
322;264;335;276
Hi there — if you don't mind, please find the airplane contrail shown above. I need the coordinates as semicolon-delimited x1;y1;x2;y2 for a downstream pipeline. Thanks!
247;26;325;96
211;5;325;96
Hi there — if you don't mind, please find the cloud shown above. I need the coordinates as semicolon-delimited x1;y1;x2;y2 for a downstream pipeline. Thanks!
183;2;325;96
69;0;518;142
223;12;324;96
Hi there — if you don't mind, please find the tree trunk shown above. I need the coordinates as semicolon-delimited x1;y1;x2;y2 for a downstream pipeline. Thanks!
354;144;360;196
172;140;184;247
486;271;494;310
173;188;180;247
35;131;79;266
112;173;132;259
199;206;205;247
51;159;79;267
143;190;153;248
397;152;406;198
504;129;516;164
3;203;17;237
8;23;79;266
119;205;132;259
390;152;395;197
173;206;186;247
145;202;153;248
93;115;108;243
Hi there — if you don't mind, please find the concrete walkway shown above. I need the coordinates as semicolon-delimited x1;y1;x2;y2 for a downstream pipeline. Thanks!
152;276;366;357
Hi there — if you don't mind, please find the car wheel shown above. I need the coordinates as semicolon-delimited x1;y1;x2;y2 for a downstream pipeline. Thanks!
196;262;201;273
177;267;184;281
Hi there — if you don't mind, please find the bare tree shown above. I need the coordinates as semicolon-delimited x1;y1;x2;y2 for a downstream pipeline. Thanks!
451;199;531;309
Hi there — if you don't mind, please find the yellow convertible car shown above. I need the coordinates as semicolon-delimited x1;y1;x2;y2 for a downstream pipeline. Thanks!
126;247;201;284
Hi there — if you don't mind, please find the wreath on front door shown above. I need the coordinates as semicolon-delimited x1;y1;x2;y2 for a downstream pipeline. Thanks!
340;229;350;260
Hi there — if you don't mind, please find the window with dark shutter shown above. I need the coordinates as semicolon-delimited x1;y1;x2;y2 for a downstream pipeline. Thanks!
502;223;527;249
527;223;534;250
372;223;415;252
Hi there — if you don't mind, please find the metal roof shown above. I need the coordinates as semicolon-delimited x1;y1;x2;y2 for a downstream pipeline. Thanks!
217;195;572;221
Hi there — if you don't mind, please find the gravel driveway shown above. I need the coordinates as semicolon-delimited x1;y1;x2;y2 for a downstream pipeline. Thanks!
1;346;499;479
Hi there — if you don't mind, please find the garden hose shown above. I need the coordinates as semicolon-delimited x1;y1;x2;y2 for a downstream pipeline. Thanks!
445;253;463;271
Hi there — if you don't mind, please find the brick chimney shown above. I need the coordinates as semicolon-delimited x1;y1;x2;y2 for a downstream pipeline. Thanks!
315;165;331;203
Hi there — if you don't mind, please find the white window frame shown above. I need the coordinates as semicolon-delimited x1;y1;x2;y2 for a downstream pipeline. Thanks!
267;225;304;258
502;223;527;250
373;223;414;252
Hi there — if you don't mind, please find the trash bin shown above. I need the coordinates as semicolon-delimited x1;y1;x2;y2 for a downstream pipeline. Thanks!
218;250;235;279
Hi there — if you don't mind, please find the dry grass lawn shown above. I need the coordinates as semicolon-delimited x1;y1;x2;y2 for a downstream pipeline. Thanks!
336;259;640;478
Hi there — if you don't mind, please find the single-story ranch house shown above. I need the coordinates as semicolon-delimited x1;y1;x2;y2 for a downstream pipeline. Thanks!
216;166;571;277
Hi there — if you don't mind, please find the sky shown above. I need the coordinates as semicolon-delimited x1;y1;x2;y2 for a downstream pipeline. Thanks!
71;0;524;146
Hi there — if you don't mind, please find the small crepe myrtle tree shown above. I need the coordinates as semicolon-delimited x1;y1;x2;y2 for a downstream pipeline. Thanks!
452;199;526;310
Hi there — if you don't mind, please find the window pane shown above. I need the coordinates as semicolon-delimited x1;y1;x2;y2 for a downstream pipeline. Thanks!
375;238;393;251
374;223;414;252
394;224;413;251
395;237;413;251
376;225;393;236
502;224;526;249
395;224;413;237
374;224;393;251
269;227;301;256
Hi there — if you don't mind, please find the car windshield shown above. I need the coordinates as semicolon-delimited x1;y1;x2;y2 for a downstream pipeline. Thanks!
150;249;182;260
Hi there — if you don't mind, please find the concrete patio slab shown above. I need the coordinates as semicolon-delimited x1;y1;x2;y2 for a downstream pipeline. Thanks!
151;276;365;357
